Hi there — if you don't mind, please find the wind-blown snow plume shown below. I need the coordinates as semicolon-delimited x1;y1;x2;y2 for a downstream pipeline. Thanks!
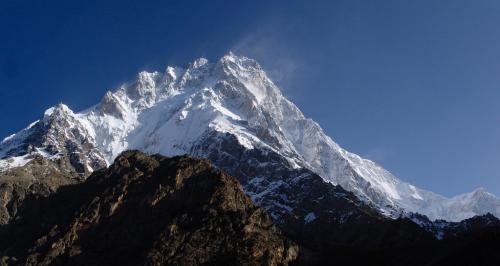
1;53;498;222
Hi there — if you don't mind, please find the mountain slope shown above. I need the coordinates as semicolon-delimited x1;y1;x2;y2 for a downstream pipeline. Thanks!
2;152;498;266
0;151;297;265
0;156;82;224
0;53;498;222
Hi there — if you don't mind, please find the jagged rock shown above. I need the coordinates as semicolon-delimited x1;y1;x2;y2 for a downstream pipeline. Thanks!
1;53;499;222
0;151;297;266
0;156;81;224
407;212;500;239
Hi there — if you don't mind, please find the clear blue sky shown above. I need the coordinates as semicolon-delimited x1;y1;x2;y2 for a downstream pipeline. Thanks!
1;0;499;197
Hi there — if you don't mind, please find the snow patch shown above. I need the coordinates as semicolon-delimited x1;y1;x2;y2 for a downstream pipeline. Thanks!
304;212;317;224
0;154;32;171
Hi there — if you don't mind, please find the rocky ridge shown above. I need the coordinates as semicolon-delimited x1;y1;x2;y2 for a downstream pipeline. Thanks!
0;151;297;266
1;53;498;222
1;152;499;265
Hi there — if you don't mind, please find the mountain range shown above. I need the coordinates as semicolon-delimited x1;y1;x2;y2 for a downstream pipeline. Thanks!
1;53;498;223
2;151;499;265
1;54;500;264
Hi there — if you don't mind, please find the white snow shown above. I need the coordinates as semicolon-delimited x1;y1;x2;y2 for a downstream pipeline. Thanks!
0;154;32;170
304;212;317;223
0;53;498;222
2;134;16;143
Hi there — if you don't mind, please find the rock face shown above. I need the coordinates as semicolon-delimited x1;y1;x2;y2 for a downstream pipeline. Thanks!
0;151;297;266
0;156;81;224
191;133;437;259
1;151;500;266
0;104;107;175
0;53;499;265
408;212;500;240
1;53;499;222
0;105;107;225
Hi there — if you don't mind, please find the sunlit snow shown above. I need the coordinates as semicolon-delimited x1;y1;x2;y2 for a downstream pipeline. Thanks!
0;53;498;222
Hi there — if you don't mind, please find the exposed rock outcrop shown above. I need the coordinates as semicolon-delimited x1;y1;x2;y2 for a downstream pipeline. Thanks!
0;156;81;224
0;151;297;266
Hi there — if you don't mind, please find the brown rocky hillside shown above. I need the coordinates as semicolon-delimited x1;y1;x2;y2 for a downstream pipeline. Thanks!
0;151;297;266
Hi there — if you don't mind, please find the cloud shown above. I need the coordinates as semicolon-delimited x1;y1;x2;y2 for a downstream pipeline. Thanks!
363;147;395;164
230;20;301;89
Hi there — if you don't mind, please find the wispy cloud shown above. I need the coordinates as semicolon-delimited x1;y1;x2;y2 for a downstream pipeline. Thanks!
229;19;303;90
363;147;395;164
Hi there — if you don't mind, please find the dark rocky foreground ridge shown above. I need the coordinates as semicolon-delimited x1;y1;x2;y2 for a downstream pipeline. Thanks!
0;156;84;225
192;133;500;265
0;151;297;265
0;151;500;265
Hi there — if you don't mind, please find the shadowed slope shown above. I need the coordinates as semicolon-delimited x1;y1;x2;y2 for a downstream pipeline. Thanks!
0;151;297;266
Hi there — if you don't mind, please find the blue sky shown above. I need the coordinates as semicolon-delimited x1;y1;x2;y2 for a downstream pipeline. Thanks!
1;0;499;196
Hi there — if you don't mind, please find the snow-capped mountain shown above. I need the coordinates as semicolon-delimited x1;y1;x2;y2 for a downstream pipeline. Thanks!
0;52;498;222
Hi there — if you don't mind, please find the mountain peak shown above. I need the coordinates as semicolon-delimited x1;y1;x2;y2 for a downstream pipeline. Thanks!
471;187;496;198
43;103;72;118
190;57;209;69
473;187;488;194
218;52;263;72
1;54;499;223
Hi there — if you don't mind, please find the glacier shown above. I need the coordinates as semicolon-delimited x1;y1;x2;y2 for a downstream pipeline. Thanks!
1;52;499;222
